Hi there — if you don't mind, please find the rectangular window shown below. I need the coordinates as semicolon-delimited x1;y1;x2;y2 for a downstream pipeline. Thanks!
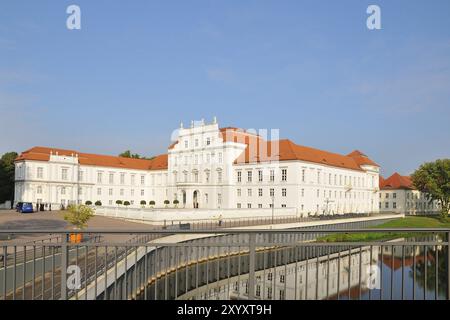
217;193;222;205
258;204;263;208
247;171;252;182
301;189;304;197
258;170;263;182
281;169;287;182
217;171;222;183
141;175;145;185
258;188;263;197
131;189;134;196
109;188;113;196
97;172;103;184
270;170;275;182
282;188;287;197
109;173;114;184
78;170;83;182
218;152;223;163
237;189;241;197
37;167;43;179
393;193;397;199
237;203;241;208
393;202;397;209
385;202;389;209
120;189;124;196
131;175;135;185
97;188;101;196
247;203;251;209
61;168;68;181
301;169;305;182
248;189;252;197
141;189;145;196
237;171;242;183
120;173;125;185
270;188;275;197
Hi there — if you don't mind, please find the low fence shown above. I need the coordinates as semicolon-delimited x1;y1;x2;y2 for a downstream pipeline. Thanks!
93;206;382;226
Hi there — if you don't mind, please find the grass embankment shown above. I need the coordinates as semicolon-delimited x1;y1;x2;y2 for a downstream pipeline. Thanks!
317;216;450;242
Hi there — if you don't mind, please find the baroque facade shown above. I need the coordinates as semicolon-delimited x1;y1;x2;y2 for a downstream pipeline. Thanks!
14;118;381;215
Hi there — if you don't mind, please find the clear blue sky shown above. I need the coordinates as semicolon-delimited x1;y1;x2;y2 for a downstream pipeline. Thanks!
1;0;449;176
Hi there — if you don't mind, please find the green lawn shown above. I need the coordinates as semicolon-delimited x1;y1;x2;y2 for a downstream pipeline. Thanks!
317;216;450;242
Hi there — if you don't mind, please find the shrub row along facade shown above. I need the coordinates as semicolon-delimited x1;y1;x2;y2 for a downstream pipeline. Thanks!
14;119;382;215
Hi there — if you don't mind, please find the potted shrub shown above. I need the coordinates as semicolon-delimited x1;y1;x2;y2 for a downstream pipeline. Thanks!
173;199;179;208
124;201;131;207
149;200;155;208
140;200;146;208
116;200;123;206
164;200;170;208
95;200;102;206
64;204;94;244
85;200;92;206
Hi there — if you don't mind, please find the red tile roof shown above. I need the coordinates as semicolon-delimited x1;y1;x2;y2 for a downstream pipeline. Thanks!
380;172;413;190
347;150;379;167
15;146;168;171
16;128;379;172
220;128;375;171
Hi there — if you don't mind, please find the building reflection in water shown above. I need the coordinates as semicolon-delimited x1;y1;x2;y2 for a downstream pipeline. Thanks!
179;235;447;300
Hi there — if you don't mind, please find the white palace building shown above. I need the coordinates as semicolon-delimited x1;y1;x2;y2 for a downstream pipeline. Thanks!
14;118;381;216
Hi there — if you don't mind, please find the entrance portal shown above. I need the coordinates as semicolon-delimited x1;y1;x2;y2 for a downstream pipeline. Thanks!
193;190;199;209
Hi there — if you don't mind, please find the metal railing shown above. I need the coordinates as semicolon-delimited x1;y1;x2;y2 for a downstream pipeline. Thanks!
0;228;449;300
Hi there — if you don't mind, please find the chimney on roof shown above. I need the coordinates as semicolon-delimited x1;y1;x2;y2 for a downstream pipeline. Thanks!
50;151;53;155
213;116;217;124
56;151;59;156
180;122;183;129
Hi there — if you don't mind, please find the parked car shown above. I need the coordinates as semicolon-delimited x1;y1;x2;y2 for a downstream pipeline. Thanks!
19;202;34;214
15;202;24;212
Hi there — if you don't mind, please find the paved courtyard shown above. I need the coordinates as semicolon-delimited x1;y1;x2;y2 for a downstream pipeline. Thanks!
0;209;157;243
0;209;154;231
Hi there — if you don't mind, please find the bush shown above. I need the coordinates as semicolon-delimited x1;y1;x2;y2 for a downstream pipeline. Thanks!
124;201;131;206
64;204;94;229
85;201;92;206
116;200;123;205
95;200;102;206
149;200;155;205
140;200;146;206
173;199;179;204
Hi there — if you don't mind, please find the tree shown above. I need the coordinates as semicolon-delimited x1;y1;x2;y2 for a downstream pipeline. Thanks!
124;201;131;206
164;200;170;208
140;200;146;207
173;199;179;208
119;150;155;160
0;152;18;206
95;200;102;206
411;159;450;219
116;200;123;205
64;204;94;229
149;200;155;208
85;201;92;206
